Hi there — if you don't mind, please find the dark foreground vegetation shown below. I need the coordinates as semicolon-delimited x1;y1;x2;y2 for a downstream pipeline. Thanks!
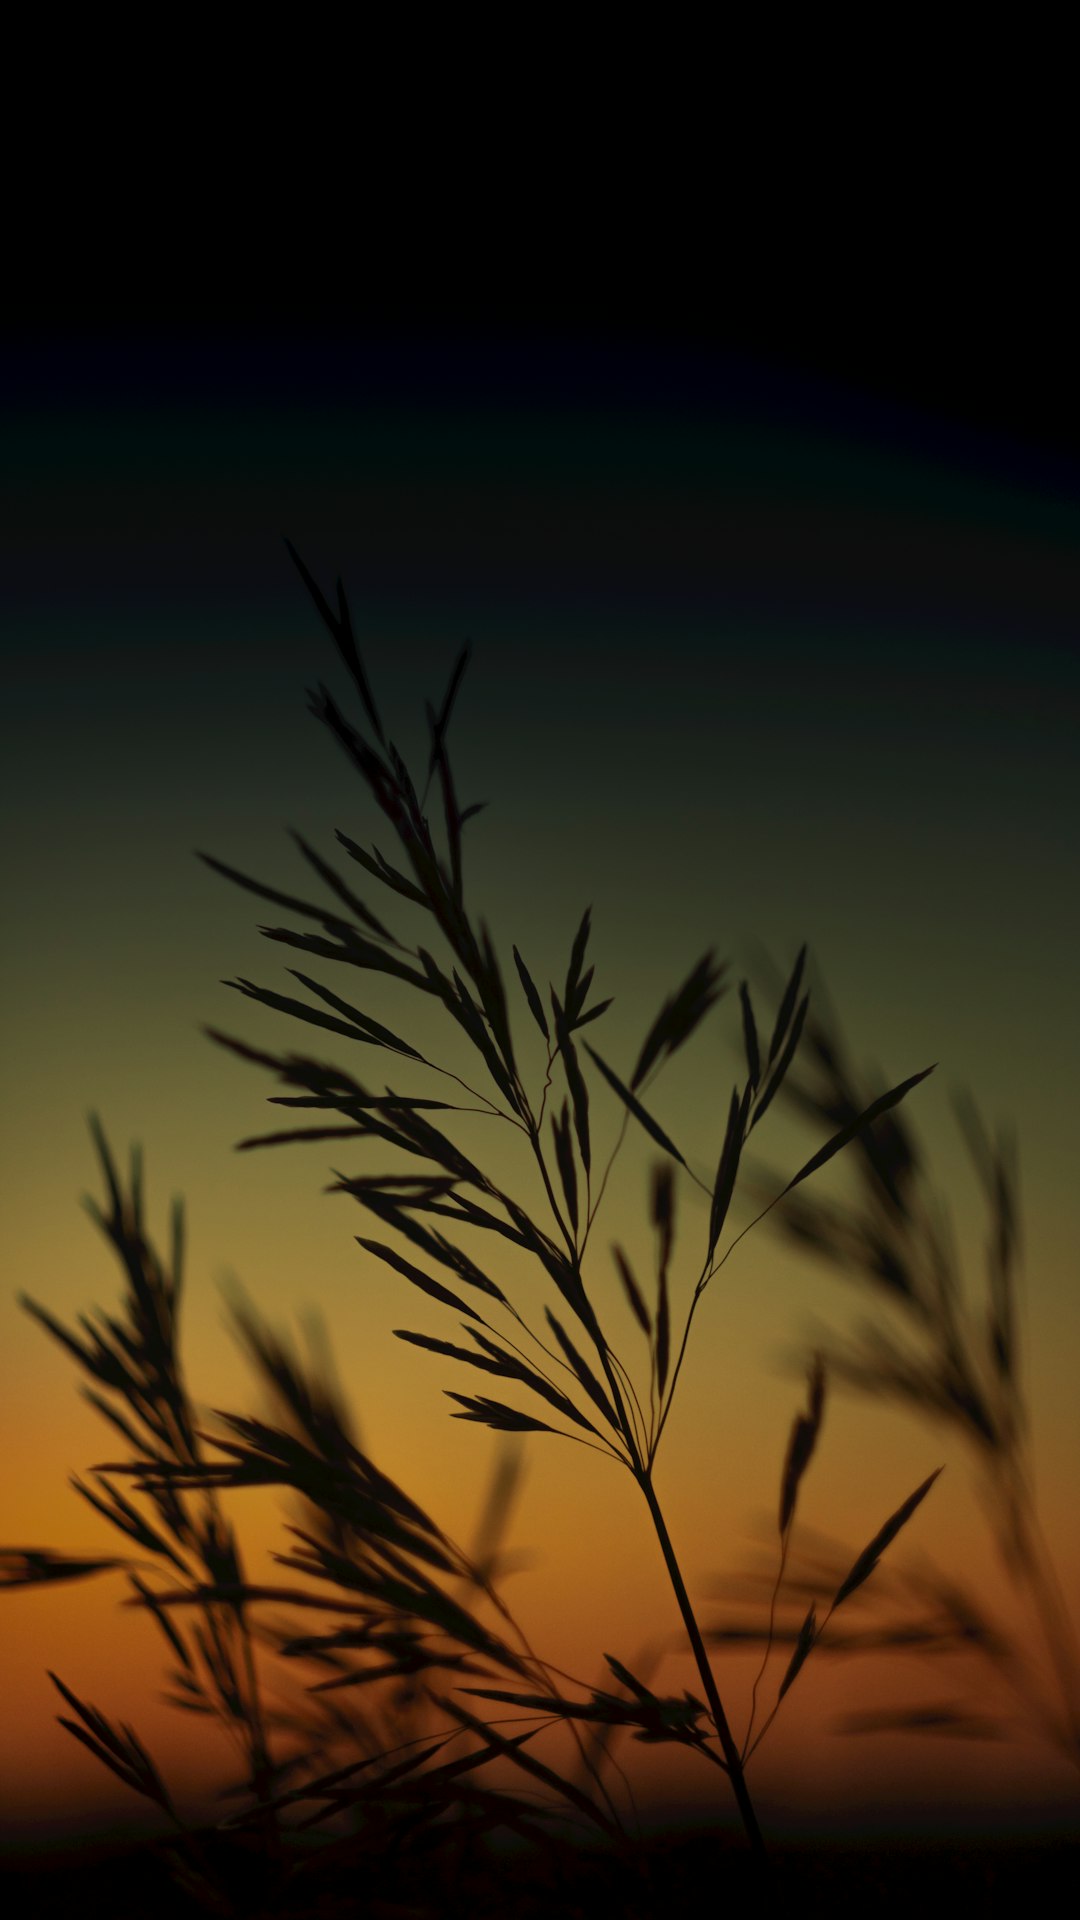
4;1824;1076;1919
4;552;1077;1913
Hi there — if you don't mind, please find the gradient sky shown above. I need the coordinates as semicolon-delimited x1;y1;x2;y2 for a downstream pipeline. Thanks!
2;326;1077;1847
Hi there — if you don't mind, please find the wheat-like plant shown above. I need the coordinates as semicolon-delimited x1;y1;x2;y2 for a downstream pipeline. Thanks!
183;544;941;1857
5;1127;648;1908
4;549;959;1907
736;982;1080;1774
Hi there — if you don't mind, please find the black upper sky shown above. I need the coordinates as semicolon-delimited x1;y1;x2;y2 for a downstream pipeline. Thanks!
4;253;1079;495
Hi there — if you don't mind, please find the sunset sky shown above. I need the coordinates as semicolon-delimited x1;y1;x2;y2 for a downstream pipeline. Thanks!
2;319;1077;1849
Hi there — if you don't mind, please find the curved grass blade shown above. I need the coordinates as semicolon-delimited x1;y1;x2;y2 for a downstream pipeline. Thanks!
655;1279;670;1401
560;1024;591;1179
568;964;595;1025
551;991;592;1177
750;994;810;1132
544;1310;618;1430
0;1550;125;1588
584;1046;687;1168
353;1199;507;1305
777;1605;817;1702
652;1164;674;1398
708;1086;747;1261
258;924;432;993
739;982;760;1088
551;1101;579;1234
19;1295;97;1375
287;972;423;1060
461;1329;602;1436
779;1356;826;1535
498;1198;601;1344
224;978;391;1052
445;1394;555;1434
308;685;403;823
612;1245;651;1335
70;1475;189;1574
572;996;614;1031
197;851;359;937
335;829;430;907
432;650;471;752
780;1065;937;1197
289;830;395;941
437;1696;620;1839
832;1468;943;1610
357;1241;488;1324
631;952;727;1090
417;949;520;1111
285;540;386;746
564;908;592;1014
394;1328;512;1373
766;943;807;1066
128;1573;194;1672
250;1125;383;1150
512;946;549;1039
49;1672;174;1813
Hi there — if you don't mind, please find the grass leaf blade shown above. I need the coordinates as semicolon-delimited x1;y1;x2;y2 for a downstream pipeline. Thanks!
613;1246;652;1335
513;946;550;1040
777;1605;817;1702
832;1468;943;1610
780;1065;937;1196
584;1047;687;1168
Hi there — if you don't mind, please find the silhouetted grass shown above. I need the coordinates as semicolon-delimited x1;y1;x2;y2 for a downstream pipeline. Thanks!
736;971;1080;1775
5;549;956;1907
191;547;936;1853
6;1132;642;1910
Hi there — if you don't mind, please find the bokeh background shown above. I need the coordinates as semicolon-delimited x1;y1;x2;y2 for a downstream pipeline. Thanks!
2;318;1077;1850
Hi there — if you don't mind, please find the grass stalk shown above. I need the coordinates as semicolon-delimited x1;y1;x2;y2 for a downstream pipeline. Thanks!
636;1469;766;1858
3;550;957;1894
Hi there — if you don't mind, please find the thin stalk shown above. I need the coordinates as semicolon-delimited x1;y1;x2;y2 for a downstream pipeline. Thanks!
636;1469;766;1859
418;1051;520;1123
579;1107;631;1261
654;1168;813;1463
607;1348;651;1463
741;1529;790;1762
651;1265;709;1462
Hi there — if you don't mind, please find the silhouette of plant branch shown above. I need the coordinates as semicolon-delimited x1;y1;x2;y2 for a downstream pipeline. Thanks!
3;551;955;1897
192;544;939;1857
4;1129;649;1898
15;1119;281;1849
742;972;1080;1775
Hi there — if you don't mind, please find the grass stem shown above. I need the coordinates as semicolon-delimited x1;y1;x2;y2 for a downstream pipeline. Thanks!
636;1469;766;1860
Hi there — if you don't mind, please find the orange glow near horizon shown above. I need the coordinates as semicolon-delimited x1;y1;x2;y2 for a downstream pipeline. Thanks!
4;1107;1078;1844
